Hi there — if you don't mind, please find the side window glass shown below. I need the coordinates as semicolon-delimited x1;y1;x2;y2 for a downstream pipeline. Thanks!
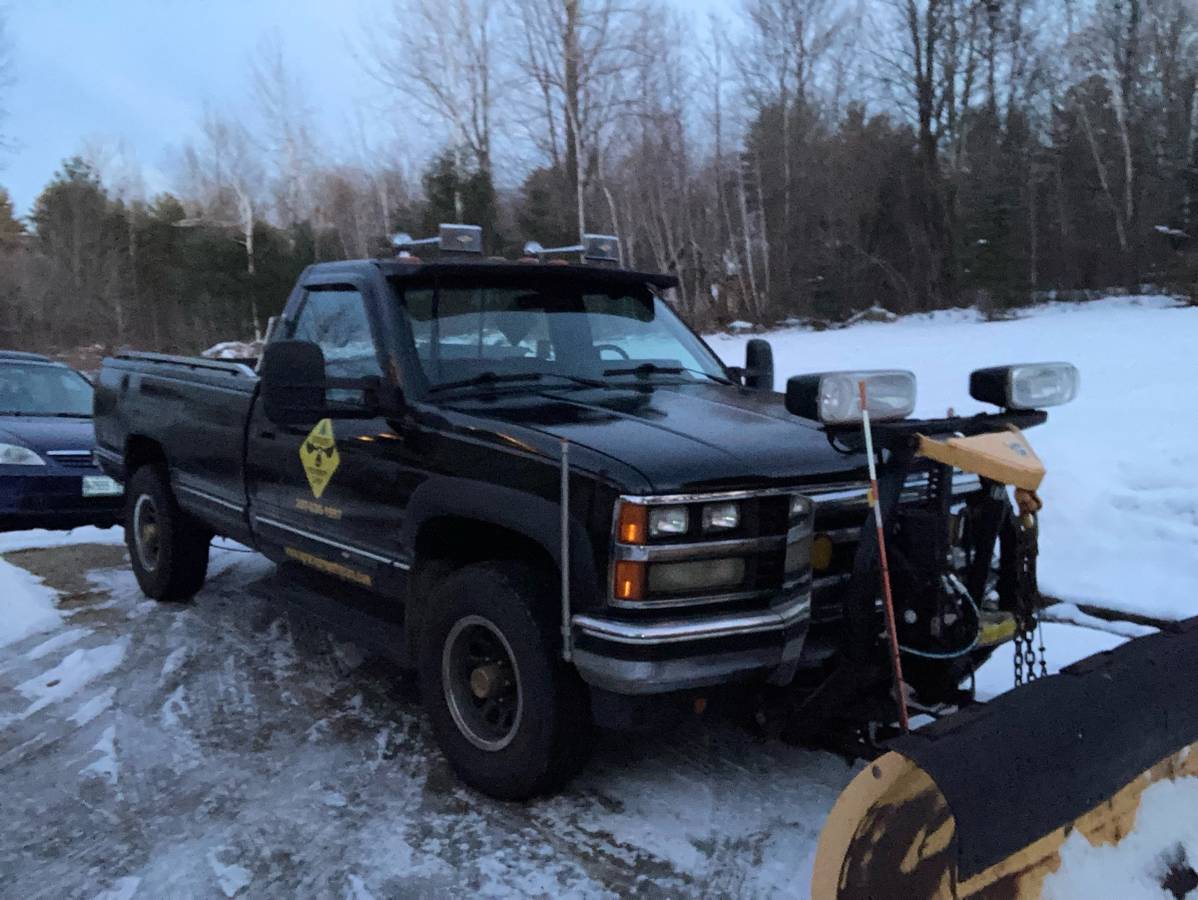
291;287;382;402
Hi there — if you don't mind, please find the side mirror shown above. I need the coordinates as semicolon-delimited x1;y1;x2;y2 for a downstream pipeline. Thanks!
744;339;775;391
260;340;328;426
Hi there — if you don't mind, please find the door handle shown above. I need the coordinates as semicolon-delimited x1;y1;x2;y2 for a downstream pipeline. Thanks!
259;430;276;441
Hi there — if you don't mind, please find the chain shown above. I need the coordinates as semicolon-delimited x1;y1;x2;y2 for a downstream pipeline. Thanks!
1012;509;1048;686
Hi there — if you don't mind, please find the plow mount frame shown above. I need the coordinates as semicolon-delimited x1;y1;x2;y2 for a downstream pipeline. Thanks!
838;409;1047;665
785;409;1049;737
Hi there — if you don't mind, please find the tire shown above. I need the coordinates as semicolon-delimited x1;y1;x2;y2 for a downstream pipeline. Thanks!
418;561;593;800
125;464;210;602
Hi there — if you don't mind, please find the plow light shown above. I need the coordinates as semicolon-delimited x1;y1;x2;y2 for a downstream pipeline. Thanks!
970;362;1079;410
786;370;916;425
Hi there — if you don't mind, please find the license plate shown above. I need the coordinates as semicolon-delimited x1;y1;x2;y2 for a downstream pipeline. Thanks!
82;475;124;497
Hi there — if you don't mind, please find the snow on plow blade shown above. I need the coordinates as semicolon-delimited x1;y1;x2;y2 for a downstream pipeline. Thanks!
812;616;1198;898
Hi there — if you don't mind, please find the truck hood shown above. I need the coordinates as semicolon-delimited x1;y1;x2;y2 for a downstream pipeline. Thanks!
0;416;95;455
445;383;869;493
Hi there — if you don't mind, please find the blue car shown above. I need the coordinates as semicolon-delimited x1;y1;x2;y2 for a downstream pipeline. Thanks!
0;350;123;532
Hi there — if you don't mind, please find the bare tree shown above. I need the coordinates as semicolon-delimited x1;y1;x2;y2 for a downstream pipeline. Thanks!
251;32;319;227
872;0;987;303
510;0;642;240
367;0;500;186
181;112;266;338
739;0;845;311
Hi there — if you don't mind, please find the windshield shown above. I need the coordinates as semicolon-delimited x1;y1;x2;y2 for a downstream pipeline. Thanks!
398;276;728;391
0;363;93;416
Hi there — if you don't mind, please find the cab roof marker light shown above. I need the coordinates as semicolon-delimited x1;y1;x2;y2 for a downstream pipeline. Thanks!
391;224;483;257
522;234;621;266
582;234;620;264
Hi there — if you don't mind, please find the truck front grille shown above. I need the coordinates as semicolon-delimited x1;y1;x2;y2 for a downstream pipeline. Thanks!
610;489;813;616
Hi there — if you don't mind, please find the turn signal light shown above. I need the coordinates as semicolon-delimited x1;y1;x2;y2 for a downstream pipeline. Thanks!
614;560;646;601
617;502;648;544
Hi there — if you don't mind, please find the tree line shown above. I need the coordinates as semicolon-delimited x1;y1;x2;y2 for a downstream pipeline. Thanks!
4;0;1198;355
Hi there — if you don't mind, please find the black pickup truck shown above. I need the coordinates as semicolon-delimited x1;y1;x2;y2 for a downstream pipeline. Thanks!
94;227;1078;799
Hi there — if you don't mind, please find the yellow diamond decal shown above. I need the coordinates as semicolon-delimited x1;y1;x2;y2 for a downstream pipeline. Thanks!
299;418;339;499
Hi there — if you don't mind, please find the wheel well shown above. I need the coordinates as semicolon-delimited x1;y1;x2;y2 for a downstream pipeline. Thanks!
414;516;557;580
406;516;559;661
125;435;167;475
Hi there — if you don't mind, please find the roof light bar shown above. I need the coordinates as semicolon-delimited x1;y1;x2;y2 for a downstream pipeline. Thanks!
523;233;621;265
391;223;483;257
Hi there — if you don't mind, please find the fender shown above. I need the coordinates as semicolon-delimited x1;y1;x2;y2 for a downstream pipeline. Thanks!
402;475;605;610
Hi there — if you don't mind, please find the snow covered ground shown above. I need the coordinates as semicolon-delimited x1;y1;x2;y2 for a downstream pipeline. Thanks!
708;296;1198;623
0;535;861;897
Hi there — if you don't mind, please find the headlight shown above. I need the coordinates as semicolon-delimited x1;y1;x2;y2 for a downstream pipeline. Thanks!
0;443;45;466
786;370;916;425
970;362;1079;410
648;558;745;594
701;502;739;532
648;505;689;537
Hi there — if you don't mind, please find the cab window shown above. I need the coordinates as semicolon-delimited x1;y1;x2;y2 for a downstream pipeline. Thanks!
290;287;383;383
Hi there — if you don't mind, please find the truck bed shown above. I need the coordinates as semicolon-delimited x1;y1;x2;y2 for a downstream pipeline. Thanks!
93;352;260;544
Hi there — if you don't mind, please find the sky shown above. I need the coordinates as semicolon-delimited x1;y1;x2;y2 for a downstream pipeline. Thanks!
3;0;731;217
5;0;388;214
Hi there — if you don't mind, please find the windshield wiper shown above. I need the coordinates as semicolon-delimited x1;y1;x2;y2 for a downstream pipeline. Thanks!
603;363;734;385
0;411;90;417
428;371;606;394
604;362;685;378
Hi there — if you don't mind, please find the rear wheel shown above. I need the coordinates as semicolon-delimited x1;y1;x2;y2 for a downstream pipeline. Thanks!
419;561;592;800
125;464;210;601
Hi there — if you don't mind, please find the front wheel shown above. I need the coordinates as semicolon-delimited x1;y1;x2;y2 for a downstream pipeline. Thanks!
419;561;593;800
125;464;210;601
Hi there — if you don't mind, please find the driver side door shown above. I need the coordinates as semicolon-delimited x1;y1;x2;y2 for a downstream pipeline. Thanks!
246;278;411;598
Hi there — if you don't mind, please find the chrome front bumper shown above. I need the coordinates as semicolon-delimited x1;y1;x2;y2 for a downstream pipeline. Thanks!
570;591;811;694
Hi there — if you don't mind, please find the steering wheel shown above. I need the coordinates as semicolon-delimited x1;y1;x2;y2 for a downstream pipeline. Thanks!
594;343;630;360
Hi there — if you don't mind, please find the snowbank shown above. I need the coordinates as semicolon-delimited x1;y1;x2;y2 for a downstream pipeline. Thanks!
0;525;124;553
707;297;1198;622
0;559;62;648
202;340;261;361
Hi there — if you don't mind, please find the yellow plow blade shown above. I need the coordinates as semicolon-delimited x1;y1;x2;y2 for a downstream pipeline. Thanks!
812;616;1198;898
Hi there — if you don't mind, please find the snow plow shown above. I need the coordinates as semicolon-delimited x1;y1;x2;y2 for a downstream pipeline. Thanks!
812;617;1198;898
801;373;1198;898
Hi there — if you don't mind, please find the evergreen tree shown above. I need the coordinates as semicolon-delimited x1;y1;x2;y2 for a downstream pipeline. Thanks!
420;149;500;253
